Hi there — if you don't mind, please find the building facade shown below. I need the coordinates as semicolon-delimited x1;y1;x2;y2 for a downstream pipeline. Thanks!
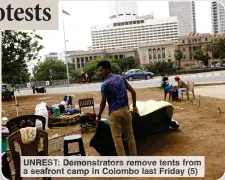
44;51;74;62
176;32;225;68
44;52;62;60
68;48;139;69
139;40;175;66
109;1;138;23
169;1;196;36
211;1;225;34
91;17;179;50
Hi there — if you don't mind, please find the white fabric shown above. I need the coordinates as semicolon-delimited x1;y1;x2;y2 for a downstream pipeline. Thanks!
60;101;66;105
35;102;49;130
178;88;187;99
129;100;174;119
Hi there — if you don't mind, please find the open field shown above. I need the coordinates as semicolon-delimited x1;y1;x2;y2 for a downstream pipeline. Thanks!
2;87;225;180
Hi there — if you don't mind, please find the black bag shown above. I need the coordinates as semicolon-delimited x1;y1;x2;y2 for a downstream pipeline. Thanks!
58;104;65;114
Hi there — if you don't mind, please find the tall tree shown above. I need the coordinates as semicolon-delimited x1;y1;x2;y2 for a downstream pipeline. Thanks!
213;39;225;60
118;56;135;72
174;49;183;68
83;57;121;78
33;59;67;81
2;30;43;83
202;44;212;66
192;47;206;67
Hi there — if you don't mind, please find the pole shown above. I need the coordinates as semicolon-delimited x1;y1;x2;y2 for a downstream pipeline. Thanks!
15;95;19;117
62;7;70;84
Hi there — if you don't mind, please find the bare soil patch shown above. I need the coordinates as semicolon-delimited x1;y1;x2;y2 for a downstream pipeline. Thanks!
2;87;225;180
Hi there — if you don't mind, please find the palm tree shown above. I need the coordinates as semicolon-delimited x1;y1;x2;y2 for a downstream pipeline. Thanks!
174;49;183;69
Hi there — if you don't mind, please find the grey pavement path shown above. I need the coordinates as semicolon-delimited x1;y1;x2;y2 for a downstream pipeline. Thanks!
194;85;225;99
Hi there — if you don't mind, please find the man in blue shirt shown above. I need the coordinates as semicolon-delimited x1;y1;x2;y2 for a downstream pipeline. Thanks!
96;60;138;156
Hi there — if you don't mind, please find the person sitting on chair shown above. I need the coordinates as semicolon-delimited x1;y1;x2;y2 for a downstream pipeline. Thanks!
174;75;189;100
161;76;175;101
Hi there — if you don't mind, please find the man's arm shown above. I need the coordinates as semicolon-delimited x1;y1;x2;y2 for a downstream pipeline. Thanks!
97;84;107;121
125;81;137;108
178;80;182;88
98;95;106;116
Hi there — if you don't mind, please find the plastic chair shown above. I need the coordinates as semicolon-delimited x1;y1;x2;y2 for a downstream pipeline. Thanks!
164;90;172;101
2;152;11;180
6;115;46;134
63;134;86;156
8;129;50;180
187;81;195;99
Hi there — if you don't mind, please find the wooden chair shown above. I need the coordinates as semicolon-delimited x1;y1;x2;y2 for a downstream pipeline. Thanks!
8;129;50;180
78;98;95;113
6;115;46;134
78;98;96;130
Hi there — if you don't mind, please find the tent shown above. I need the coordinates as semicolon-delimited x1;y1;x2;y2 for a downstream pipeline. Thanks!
90;100;180;156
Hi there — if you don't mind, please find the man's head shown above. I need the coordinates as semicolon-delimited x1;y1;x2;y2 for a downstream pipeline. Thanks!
175;75;180;81
162;76;168;82
97;60;112;80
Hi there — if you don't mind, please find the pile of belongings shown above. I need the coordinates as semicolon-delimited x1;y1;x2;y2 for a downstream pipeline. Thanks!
47;101;80;117
90;100;180;156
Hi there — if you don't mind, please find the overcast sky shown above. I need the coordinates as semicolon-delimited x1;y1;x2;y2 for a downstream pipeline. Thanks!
36;1;215;58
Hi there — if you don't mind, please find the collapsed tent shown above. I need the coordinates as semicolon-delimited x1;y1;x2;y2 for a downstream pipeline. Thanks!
90;100;180;156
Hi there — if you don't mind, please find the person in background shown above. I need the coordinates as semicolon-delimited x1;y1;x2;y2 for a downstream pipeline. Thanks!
96;60;138;156
161;76;176;101
85;73;88;81
9;85;15;100
32;84;36;94
174;75;189;100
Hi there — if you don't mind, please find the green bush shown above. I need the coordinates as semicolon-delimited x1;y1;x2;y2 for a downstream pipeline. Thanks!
83;57;122;77
144;61;175;75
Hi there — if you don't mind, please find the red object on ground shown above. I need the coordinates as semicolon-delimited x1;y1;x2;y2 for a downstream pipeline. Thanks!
77;77;85;83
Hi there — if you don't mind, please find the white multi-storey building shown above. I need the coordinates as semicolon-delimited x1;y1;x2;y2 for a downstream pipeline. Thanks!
169;1;196;36
91;17;179;50
211;1;225;34
109;1;138;23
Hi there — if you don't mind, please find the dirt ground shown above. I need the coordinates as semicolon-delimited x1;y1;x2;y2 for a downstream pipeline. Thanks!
2;87;225;180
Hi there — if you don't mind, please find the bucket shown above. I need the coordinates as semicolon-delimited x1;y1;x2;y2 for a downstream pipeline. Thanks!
52;107;60;117
2;138;7;153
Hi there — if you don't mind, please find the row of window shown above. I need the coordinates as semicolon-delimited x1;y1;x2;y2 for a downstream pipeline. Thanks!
93;36;178;45
92;26;178;33
113;20;145;27
181;37;209;44
92;33;178;41
91;24;178;34
93;28;178;34
93;33;178;39
92;29;178;36
93;33;179;38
